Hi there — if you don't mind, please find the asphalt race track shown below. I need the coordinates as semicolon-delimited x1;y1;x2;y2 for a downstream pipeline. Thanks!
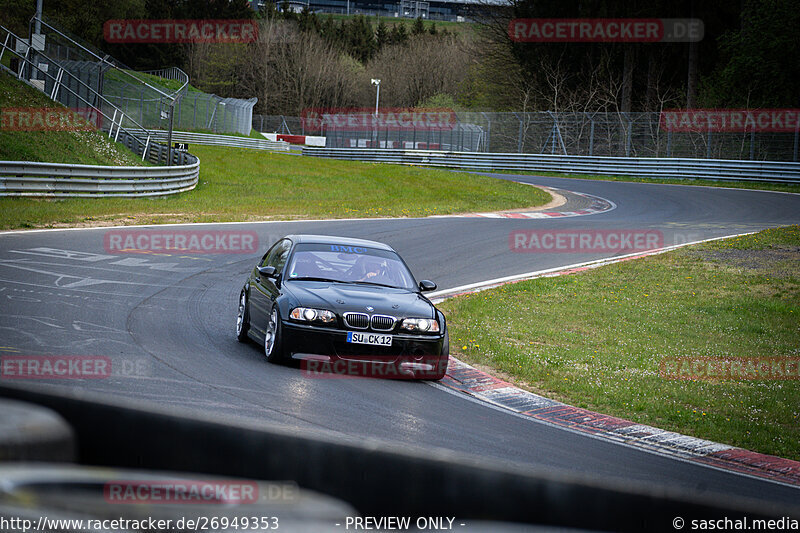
2;174;800;508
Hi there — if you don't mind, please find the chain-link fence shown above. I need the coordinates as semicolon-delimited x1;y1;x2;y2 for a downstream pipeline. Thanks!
106;88;257;135
474;112;799;161
254;111;799;161
29;17;256;136
252;113;484;152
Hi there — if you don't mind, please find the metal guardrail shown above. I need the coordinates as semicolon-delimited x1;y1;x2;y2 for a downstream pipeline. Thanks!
0;23;202;198
0;158;199;198
270;111;800;161
1;128;199;198
137;130;290;152
302;148;800;184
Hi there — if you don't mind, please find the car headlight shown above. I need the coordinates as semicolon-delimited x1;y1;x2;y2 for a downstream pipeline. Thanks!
290;307;336;324
401;318;440;333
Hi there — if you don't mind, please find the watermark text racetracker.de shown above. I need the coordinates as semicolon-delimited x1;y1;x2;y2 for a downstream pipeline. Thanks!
301;107;457;132
0;355;150;380
301;356;447;380
102;480;296;504
1;107;101;131
509;229;663;253
661;357;800;381
104;19;258;44
509;18;703;43
104;229;258;255
660;109;800;132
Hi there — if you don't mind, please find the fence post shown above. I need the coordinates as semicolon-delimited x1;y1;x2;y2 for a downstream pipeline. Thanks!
481;112;491;152
666;131;672;158
750;128;755;160
589;118;595;156
706;124;712;159
625;115;632;157
192;93;198;130
514;112;523;153
793;121;799;162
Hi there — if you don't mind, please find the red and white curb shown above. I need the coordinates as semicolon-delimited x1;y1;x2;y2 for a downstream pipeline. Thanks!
437;357;800;487
458;191;616;219
430;231;800;488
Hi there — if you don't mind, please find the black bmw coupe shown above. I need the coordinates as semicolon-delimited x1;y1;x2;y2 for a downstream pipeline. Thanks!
236;235;449;380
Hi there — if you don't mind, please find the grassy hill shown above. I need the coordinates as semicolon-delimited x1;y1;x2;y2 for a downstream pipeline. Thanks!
0;71;147;166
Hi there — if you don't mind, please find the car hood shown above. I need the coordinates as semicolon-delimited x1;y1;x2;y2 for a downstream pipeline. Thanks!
283;281;435;318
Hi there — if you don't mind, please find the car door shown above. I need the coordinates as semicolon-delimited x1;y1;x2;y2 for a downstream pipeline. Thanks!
250;238;292;336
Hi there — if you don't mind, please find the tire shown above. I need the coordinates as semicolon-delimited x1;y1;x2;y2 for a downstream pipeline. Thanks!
264;306;285;364
236;290;250;343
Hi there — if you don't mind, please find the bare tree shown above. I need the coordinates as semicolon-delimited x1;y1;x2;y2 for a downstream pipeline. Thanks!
366;34;471;108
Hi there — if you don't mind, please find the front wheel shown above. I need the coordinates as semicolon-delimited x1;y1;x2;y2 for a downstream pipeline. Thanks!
236;290;250;342
264;306;285;364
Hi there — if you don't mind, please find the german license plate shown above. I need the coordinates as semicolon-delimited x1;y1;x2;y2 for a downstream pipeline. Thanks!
346;331;393;346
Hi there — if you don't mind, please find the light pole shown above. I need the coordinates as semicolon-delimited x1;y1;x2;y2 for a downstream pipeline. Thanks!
371;78;381;116
370;79;381;147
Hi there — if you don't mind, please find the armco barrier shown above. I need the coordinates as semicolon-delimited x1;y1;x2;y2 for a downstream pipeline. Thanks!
0;159;199;197
302;148;800;184
141;130;290;152
0;383;797;531
1;130;199;198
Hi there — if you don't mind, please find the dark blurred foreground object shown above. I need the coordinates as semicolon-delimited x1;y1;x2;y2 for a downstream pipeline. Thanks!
1;384;798;532
0;399;75;462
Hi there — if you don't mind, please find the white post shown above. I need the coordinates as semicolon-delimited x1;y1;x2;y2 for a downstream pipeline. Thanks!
371;79;381;148
371;78;381;116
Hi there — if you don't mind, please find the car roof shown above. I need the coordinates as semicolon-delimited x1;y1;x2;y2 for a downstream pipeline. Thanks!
285;234;395;251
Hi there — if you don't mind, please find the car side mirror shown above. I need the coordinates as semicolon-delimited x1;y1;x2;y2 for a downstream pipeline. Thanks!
258;266;277;279
419;280;437;292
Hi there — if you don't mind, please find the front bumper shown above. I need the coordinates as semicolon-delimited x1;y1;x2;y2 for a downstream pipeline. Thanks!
282;321;447;378
282;321;445;362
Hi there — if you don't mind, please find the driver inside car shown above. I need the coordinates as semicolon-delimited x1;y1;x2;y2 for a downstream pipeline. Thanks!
359;259;383;281
292;256;320;278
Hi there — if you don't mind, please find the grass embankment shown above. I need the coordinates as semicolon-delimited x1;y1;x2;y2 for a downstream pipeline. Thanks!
490;169;800;194
0;72;146;166
439;225;800;460
0;144;551;229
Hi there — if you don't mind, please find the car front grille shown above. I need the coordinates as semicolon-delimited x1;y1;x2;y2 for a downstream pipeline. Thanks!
371;315;396;331
343;312;369;329
343;312;396;331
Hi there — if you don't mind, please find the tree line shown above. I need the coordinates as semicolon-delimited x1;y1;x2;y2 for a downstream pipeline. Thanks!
1;0;797;115
186;10;470;116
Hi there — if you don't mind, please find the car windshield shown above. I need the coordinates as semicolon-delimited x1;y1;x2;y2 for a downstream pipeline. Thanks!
285;243;416;290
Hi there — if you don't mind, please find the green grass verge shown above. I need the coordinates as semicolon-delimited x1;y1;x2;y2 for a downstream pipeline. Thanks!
105;69;203;94
0;72;146;166
0;145;550;229
488;169;800;194
439;225;800;460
